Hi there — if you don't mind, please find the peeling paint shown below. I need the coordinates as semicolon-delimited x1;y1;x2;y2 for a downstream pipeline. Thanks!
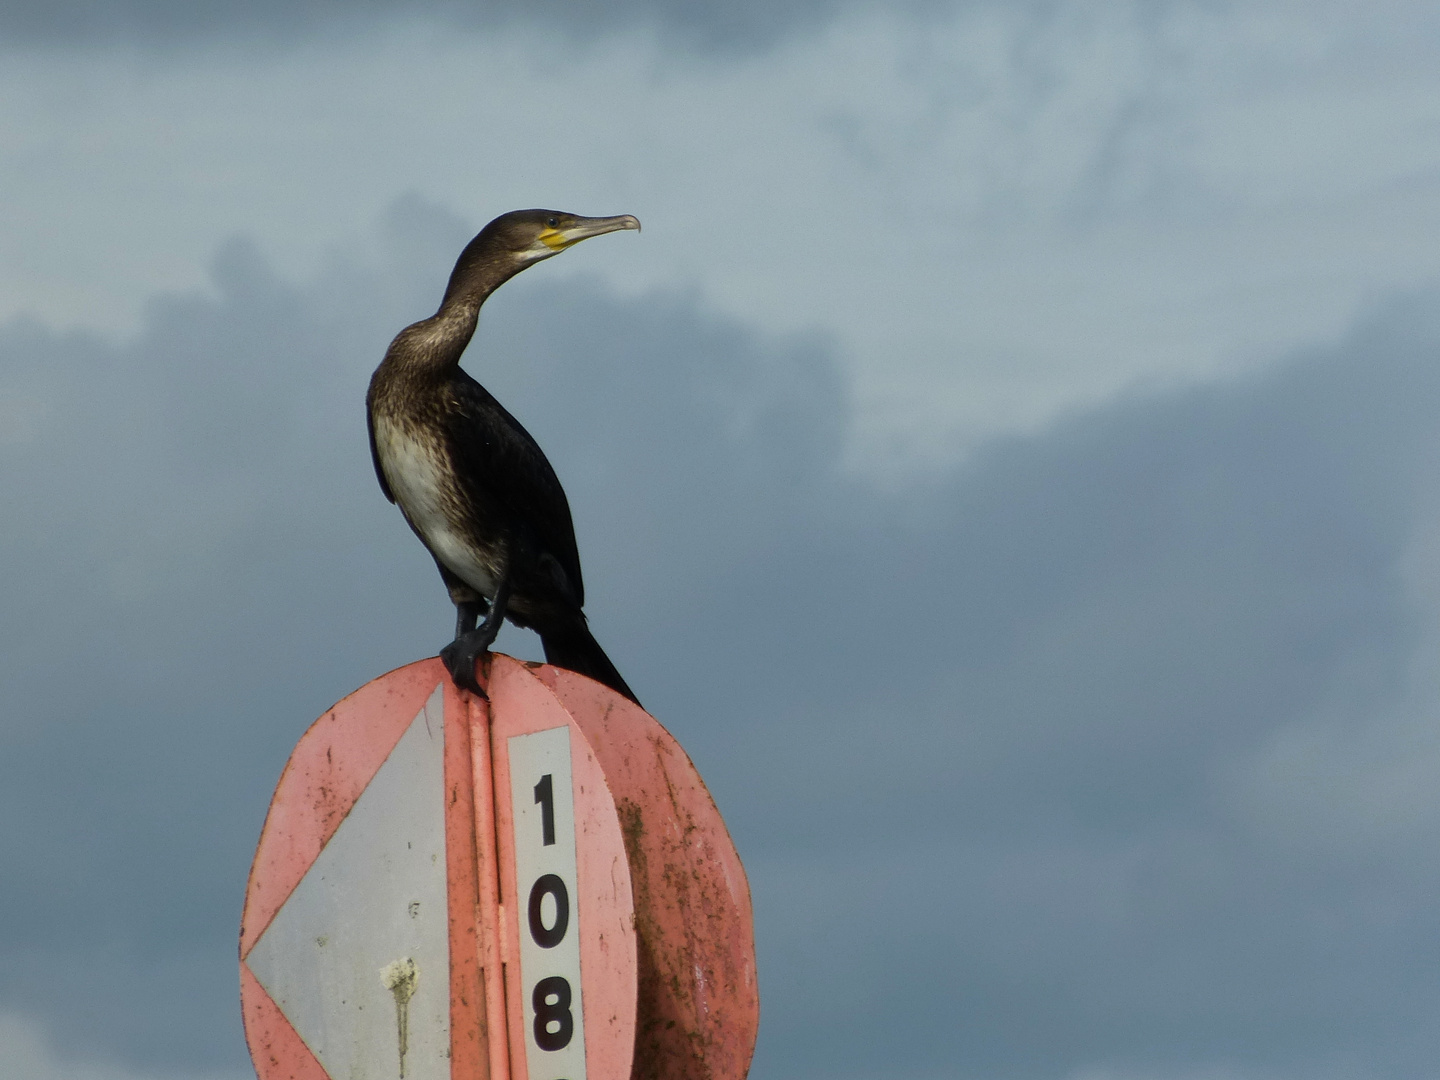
244;657;753;1080
539;665;759;1080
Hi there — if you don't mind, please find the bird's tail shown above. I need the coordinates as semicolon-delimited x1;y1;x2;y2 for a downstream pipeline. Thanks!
541;620;641;708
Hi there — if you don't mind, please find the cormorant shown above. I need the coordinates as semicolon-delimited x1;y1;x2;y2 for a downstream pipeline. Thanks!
367;209;641;704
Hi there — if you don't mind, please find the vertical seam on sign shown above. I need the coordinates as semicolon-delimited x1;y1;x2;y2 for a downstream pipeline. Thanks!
450;685;486;1080
490;693;520;1080
471;691;512;1080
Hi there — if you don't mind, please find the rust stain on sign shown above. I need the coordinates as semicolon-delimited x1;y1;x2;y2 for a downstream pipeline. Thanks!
381;958;419;1078
535;664;759;1080
242;656;756;1080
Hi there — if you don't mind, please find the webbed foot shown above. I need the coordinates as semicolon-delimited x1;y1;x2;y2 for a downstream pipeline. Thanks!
440;631;491;697
441;562;511;698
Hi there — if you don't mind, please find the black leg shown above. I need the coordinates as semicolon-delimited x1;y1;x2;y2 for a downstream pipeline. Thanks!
470;572;512;654
454;600;484;639
440;555;512;696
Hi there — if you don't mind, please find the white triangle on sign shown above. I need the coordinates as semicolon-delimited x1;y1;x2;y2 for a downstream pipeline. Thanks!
245;684;452;1080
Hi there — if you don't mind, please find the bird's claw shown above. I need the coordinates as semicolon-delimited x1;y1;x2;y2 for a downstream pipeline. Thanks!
440;634;490;699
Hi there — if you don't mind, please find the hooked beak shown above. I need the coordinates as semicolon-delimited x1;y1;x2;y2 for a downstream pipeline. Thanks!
539;214;641;251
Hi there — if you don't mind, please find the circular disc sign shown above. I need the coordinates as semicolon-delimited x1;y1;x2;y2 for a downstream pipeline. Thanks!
240;655;758;1080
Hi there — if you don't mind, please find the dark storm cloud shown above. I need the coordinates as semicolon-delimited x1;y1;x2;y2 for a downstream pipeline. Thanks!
489;280;1440;1076
0;0;1087;53
2;201;1440;1078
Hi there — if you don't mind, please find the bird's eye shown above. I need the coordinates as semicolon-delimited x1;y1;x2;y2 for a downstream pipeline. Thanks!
547;217;559;228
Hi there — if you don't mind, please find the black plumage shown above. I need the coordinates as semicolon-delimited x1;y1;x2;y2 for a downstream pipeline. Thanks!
367;209;641;703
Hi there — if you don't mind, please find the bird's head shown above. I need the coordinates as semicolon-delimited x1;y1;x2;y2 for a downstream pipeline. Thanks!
443;209;641;306
496;209;641;263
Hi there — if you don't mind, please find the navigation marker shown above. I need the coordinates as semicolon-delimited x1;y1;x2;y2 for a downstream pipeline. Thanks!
240;656;759;1080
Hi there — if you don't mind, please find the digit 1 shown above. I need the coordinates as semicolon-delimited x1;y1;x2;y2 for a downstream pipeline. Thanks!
534;773;555;847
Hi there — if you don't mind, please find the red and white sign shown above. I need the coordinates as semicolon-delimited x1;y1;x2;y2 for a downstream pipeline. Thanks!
240;654;758;1080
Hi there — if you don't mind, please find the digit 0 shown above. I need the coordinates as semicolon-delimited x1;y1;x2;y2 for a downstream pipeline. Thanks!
528;873;570;948
532;975;574;1051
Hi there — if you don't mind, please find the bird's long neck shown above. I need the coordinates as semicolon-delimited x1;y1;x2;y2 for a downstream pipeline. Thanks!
377;242;528;382
379;294;484;381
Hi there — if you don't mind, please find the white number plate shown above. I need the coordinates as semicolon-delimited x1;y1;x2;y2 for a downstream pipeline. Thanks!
507;725;587;1080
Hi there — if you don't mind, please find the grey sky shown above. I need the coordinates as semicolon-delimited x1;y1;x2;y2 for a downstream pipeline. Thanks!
0;0;974;51
3;3;1440;1079
5;198;1440;1078
3;1;1438;468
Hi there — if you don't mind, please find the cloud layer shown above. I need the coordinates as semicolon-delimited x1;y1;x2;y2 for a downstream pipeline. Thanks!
3;205;1440;1077
0;0;929;52
5;1;1439;469
5;1;1440;1078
